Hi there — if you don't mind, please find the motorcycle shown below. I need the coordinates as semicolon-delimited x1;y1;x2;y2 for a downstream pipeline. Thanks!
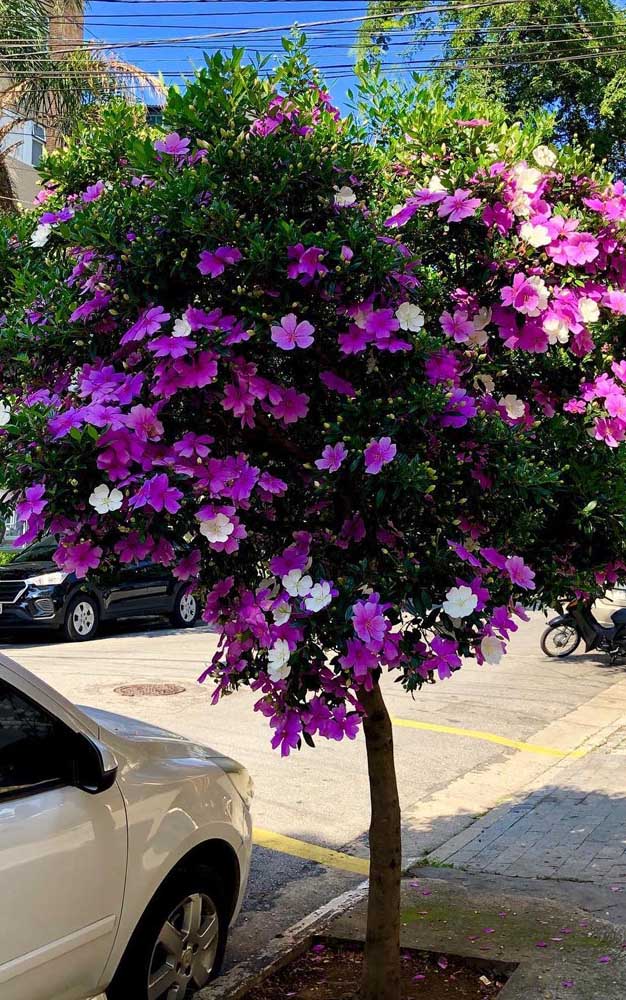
541;599;626;663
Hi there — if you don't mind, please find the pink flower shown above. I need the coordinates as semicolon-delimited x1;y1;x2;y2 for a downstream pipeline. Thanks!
197;246;242;278
54;541;102;579
364;437;396;474
315;442;348;472
114;532;154;564
287;244;328;282
440;309;474;342
129;474;183;514
271;313;315;350
339;638;379;678
429;636;462;680
438;188;481;223
505;555;536;590
320;371;356;397
154;132;190;157
501;274;549;317
124;404;164;441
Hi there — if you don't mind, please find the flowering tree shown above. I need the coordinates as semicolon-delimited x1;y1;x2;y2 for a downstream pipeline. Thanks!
3;47;626;1000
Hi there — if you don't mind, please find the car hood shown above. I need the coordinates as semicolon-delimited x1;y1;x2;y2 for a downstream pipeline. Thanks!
79;704;226;758
0;560;57;580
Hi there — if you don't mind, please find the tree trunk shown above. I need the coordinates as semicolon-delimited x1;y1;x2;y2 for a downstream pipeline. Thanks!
360;681;402;1000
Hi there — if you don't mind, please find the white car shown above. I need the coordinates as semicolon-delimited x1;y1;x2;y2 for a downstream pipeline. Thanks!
0;653;253;1000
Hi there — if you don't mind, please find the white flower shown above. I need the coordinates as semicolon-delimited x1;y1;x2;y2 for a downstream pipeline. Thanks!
481;635;505;664
395;302;425;333
520;222;551;248
0;401;11;426
512;163;542;193
30;224;51;248
442;585;478;619
200;513;234;544
510;191;532;218
474;373;495;394
172;315;192;337
89;483;123;514
282;569;313;598
267;639;291;682
544;316;570;345
499;394;526;420
472;307;492;332
353;304;370;330
428;174;446;192
304;581;332;613
334;185;357;208
579;297;600;324
532;145;557;169
272;601;292;626
527;275;550;315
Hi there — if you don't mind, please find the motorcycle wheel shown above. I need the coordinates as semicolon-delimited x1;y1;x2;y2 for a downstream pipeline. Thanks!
540;623;581;658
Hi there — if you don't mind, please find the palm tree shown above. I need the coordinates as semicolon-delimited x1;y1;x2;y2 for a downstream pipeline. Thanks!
0;0;165;206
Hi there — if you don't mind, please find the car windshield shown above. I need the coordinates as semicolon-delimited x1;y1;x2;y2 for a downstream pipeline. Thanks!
11;538;58;563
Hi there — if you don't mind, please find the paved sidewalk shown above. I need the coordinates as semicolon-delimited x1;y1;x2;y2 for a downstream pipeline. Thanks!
427;722;626;884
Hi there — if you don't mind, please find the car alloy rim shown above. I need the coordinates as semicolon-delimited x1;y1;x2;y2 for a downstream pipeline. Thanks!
148;892;219;1000
72;601;95;636
179;593;197;623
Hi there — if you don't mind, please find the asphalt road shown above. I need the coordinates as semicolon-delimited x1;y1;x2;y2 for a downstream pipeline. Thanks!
1;613;624;970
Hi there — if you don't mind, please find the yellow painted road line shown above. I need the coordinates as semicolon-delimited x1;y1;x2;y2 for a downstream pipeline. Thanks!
253;828;370;875
391;717;588;759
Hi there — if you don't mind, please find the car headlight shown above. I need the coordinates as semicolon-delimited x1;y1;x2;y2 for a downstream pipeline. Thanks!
26;571;69;586
219;759;254;809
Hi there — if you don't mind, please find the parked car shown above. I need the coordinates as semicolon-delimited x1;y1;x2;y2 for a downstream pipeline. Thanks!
0;653;253;1000
0;536;199;641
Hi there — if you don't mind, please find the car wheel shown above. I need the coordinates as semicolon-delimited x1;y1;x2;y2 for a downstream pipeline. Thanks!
170;588;198;628
106;866;228;1000
63;594;99;642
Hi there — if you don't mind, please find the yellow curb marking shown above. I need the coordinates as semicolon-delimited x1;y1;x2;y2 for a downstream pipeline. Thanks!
391;716;589;759
253;828;370;875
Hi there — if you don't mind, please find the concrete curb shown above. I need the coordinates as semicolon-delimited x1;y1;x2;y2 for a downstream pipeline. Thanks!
198;879;370;999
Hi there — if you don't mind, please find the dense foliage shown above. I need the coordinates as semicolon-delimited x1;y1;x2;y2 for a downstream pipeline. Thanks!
363;0;626;166
2;49;626;758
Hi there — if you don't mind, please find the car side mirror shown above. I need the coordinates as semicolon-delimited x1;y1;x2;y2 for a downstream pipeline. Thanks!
73;732;118;794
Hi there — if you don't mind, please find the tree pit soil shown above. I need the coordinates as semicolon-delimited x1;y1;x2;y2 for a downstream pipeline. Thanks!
244;940;511;1000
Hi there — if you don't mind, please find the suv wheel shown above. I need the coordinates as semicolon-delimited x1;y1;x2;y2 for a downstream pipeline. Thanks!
63;594;99;642
106;866;228;1000
170;588;198;628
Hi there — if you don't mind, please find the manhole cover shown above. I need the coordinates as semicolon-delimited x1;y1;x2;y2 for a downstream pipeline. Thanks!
114;683;186;697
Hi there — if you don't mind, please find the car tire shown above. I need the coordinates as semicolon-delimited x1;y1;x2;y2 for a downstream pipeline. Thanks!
63;593;99;642
170;587;199;628
106;865;228;1000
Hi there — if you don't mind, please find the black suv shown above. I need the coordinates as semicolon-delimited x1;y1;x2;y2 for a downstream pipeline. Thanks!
0;538;199;641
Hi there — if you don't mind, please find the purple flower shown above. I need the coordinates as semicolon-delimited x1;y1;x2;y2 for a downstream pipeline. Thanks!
429;636;462;680
54;541;102;579
69;289;112;323
82;180;105;203
287;244;328;282
270;388;309;425
384;200;421;228
270;709;302;757
124;404;164;441
130;474;183;514
197;246;242;278
440;389;477;429
364;437;397;475
121;305;170;345
339;638;379;678
438;188;482;223
315;442;348;472
154;132;190;157
352;596;388;647
271;313;315;350
365;308;400;343
505;555;536;590
114;532;154;564
16;484;47;522
320;371;356;397
173;549;201;581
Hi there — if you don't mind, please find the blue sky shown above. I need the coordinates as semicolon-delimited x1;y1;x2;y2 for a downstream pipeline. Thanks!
82;0;386;108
